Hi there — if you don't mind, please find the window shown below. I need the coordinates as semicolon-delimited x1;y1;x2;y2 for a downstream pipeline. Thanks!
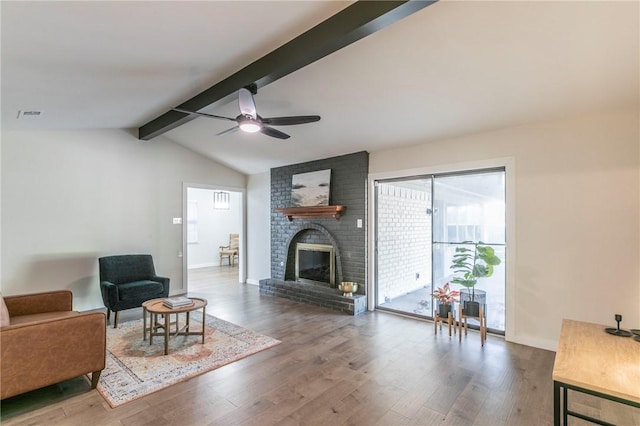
213;191;230;210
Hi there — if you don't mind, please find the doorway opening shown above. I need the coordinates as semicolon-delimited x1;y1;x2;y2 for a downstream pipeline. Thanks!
374;168;506;333
184;185;244;293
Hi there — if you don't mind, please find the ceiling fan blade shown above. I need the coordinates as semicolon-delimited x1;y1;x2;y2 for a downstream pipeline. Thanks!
216;126;240;136
261;115;321;126
260;125;290;140
238;88;257;119
172;108;236;122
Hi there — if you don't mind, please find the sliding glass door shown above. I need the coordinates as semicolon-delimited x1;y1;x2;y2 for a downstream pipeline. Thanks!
374;178;433;315
375;169;506;332
432;170;506;331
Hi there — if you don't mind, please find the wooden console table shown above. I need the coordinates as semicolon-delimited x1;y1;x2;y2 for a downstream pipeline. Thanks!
552;319;640;425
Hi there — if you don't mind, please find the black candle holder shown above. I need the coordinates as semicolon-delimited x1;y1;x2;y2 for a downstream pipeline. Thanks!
605;313;633;337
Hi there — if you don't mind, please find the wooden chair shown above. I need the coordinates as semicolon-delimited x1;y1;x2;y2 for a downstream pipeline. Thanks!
219;234;239;266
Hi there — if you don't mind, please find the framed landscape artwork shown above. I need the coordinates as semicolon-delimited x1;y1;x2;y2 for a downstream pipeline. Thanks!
291;169;331;207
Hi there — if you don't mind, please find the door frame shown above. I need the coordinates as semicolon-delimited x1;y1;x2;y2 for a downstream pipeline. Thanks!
182;182;246;292
368;157;516;342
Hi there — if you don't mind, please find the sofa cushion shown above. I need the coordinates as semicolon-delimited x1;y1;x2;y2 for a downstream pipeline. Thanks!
118;280;164;300
9;311;79;326
0;294;9;328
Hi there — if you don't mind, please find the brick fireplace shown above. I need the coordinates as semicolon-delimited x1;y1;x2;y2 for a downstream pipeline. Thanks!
259;151;369;315
284;224;342;285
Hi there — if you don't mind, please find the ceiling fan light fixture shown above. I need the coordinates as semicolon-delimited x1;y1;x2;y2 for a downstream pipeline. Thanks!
238;118;261;133
175;89;318;140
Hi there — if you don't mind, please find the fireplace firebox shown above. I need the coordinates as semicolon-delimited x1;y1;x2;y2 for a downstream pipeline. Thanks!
295;243;335;286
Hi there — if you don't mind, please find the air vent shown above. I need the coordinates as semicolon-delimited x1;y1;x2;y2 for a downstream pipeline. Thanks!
16;110;42;119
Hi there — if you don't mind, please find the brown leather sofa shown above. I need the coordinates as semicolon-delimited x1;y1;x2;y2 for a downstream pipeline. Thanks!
0;290;106;400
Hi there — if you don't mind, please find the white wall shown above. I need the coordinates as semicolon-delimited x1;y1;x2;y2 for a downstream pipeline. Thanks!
187;188;242;269
369;109;640;350
246;172;271;285
1;128;245;311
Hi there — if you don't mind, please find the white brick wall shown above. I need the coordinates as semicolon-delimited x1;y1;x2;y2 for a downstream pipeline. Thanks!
376;183;432;303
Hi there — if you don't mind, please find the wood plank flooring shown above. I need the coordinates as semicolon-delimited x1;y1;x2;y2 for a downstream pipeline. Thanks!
1;267;636;425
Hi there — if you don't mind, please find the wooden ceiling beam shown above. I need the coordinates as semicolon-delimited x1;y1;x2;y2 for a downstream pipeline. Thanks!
138;0;436;140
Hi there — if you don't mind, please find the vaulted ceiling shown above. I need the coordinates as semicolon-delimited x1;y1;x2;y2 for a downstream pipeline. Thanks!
2;1;638;175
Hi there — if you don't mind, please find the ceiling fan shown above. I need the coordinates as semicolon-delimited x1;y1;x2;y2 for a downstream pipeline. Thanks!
173;87;320;140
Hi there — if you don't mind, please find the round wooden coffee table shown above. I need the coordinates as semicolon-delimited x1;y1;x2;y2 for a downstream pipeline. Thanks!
142;297;207;355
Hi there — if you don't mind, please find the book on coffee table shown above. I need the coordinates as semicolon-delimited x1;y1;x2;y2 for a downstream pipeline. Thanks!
163;296;194;309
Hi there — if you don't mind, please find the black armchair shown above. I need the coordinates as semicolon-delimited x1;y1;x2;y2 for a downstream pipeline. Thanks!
99;254;170;328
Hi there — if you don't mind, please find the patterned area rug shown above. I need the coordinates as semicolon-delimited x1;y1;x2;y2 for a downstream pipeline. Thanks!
93;314;280;407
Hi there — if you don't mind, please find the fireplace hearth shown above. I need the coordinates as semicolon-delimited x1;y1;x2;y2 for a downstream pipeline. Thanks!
259;278;366;315
261;224;367;315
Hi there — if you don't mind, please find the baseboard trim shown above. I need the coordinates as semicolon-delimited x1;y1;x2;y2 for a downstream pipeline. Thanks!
507;334;557;352
188;263;216;269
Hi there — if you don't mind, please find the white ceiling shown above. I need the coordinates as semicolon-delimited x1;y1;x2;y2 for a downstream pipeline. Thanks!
2;1;638;175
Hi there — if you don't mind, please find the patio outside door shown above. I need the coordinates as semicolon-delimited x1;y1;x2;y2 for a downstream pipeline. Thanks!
375;169;506;333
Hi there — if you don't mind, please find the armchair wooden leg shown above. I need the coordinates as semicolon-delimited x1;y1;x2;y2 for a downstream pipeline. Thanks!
91;370;102;389
113;311;119;328
106;309;111;320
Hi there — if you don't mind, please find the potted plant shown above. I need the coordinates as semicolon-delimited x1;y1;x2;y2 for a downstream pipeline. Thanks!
432;283;459;318
450;241;501;317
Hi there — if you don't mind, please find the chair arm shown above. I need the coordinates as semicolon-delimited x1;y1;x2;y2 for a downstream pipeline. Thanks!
4;290;72;317
0;312;106;400
151;275;171;296
219;245;230;250
99;281;120;308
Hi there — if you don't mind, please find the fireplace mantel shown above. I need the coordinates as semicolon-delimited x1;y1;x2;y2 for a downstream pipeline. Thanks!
276;205;346;221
